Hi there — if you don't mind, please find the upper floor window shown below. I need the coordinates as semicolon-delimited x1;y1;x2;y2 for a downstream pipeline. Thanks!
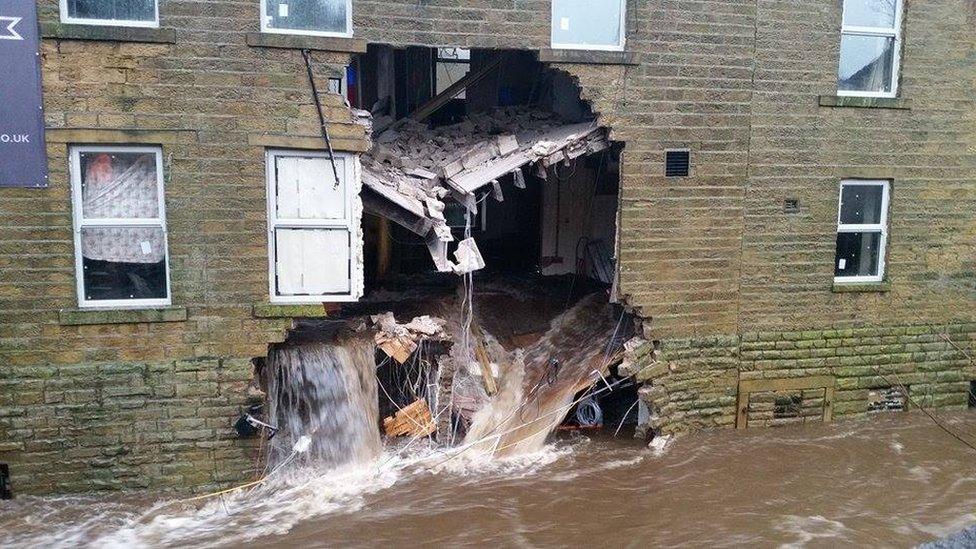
261;0;352;37
834;180;890;283
70;146;171;308
551;0;625;51
838;0;903;97
61;0;159;27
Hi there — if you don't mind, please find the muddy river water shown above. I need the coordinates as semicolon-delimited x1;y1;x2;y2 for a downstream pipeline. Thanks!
4;412;976;548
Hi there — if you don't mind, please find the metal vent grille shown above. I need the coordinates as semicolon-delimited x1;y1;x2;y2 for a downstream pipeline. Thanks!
665;150;690;177
773;394;803;419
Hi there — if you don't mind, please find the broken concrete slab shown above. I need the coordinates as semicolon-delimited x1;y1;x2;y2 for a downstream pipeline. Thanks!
360;107;609;273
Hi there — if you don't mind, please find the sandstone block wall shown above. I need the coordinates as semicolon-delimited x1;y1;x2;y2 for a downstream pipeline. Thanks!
0;0;973;494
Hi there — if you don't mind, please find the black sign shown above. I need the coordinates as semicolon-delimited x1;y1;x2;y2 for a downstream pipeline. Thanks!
0;0;48;188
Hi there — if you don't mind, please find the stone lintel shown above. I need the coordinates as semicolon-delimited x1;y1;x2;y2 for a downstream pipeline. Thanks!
46;128;198;144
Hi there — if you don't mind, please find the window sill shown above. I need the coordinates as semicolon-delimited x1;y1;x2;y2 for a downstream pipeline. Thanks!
59;306;187;326
245;32;367;53
252;303;335;319
818;95;912;110
41;22;176;44
538;48;638;65
832;281;891;293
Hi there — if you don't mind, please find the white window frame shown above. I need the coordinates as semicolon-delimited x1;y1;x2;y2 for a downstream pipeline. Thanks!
69;145;172;308
266;149;361;303
59;0;160;28
834;179;890;284
837;0;903;98
259;0;353;38
550;0;627;51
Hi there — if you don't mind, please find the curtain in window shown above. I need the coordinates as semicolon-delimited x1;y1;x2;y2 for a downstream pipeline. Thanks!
80;153;165;264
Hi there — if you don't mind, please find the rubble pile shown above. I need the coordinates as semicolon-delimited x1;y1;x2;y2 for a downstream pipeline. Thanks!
371;312;448;364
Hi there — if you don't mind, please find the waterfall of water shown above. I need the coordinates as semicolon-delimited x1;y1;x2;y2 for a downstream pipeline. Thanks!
266;338;382;470
462;294;623;456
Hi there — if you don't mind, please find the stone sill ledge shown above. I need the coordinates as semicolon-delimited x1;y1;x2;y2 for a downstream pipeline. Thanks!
59;306;187;325
246;32;367;53
818;95;912;110
41;22;176;44
252;303;332;318
538;48;638;65
248;133;369;153
832;281;891;293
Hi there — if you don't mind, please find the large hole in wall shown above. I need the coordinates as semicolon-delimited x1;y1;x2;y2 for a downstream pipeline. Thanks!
348;45;622;292
238;44;644;469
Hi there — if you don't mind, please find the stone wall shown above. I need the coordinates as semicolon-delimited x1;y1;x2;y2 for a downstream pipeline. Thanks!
1;357;258;493
0;0;973;494
638;321;976;434
0;0;367;495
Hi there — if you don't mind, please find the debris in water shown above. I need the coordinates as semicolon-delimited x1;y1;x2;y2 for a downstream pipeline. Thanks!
293;435;312;454
383;399;436;438
373;312;448;363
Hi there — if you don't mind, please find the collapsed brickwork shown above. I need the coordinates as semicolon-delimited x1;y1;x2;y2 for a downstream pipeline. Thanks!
0;0;973;495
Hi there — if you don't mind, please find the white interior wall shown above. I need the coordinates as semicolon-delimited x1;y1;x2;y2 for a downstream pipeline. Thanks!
539;162;617;278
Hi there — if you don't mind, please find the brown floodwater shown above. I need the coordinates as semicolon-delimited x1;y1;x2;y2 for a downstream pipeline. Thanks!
4;411;976;548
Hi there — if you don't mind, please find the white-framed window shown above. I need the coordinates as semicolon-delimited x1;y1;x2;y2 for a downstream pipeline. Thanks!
70;145;171;308
266;149;363;303
60;0;160;28
834;180;890;283
837;0;903;97
551;0;626;51
260;0;352;37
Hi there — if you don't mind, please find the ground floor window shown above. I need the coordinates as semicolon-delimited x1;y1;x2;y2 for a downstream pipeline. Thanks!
834;179;890;283
266;149;362;302
70;145;171;307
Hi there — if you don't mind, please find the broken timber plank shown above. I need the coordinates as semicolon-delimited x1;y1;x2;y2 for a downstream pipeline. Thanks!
383;399;436;437
474;339;498;396
377;338;416;364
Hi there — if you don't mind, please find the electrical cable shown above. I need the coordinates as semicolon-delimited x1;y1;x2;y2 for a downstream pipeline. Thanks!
300;49;341;189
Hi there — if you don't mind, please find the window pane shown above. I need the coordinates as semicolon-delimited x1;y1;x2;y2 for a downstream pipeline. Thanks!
275;229;350;295
67;0;155;22
839;184;884;224
842;0;897;28
275;156;346;220
81;227;167;301
838;34;895;93
80;151;159;219
552;0;623;48
436;61;470;97
265;0;347;34
834;232;881;277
